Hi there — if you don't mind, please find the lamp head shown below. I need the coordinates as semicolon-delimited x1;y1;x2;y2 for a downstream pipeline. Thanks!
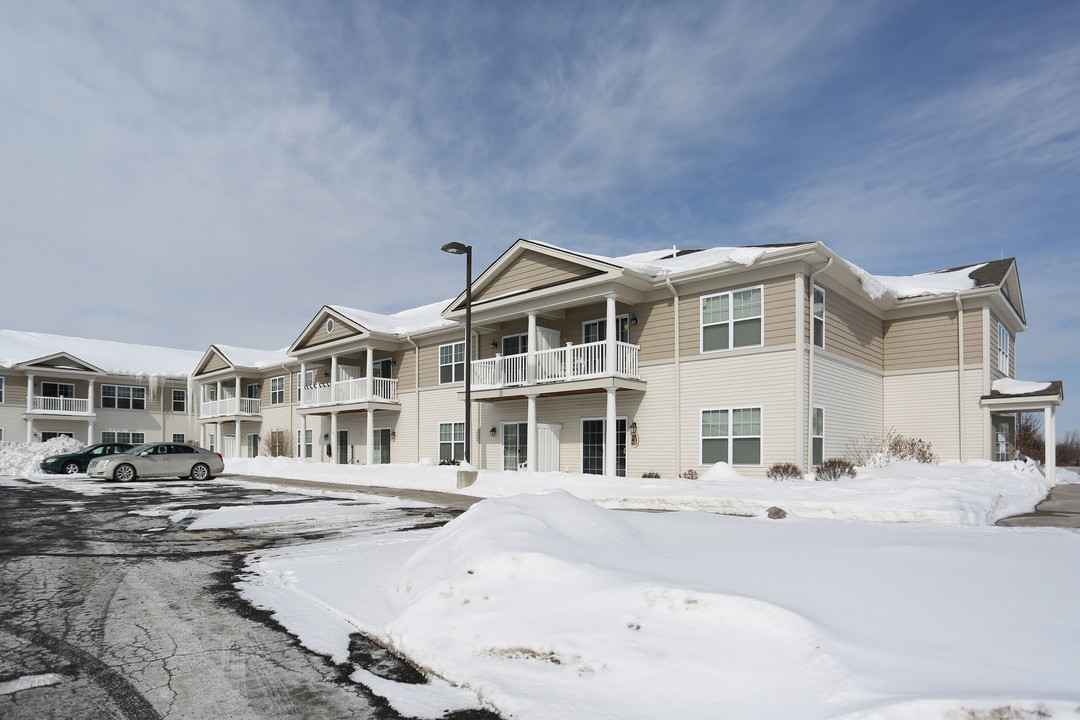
441;242;470;255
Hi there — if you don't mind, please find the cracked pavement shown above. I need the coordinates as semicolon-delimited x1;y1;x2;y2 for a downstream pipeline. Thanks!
0;476;478;720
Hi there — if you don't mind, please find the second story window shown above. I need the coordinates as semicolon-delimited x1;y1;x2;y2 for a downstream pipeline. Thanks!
439;342;465;384
172;389;186;412
41;382;75;398
813;286;825;349
102;384;145;410
0;376;5;403
502;333;528;355
270;376;285;405
582;316;629;345
999;322;1011;375
701;286;763;352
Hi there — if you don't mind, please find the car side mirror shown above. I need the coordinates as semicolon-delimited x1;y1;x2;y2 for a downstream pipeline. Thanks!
140;451;150;457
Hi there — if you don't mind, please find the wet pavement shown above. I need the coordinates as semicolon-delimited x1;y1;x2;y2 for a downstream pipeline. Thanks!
997;482;1080;528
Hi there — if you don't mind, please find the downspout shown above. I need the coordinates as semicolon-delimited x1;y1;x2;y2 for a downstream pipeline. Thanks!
407;334;420;462
806;257;833;470
664;278;681;474
955;294;965;462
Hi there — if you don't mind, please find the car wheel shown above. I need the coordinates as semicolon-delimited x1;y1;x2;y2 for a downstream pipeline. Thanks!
190;463;211;481
114;464;137;482
63;462;81;474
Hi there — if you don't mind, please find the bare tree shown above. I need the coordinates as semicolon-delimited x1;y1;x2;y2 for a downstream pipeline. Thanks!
1058;429;1080;467
1016;413;1045;463
260;428;291;458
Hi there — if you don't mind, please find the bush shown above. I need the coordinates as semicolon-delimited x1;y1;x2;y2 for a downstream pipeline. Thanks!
439;458;460;466
679;469;699;480
815;458;856;481
260;428;290;458
641;471;661;479
846;427;937;467
767;462;803;481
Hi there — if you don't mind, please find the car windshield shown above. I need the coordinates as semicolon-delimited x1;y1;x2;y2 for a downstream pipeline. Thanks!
125;444;155;455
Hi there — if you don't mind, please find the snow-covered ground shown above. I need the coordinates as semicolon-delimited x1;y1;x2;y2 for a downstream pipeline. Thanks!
5;442;1080;719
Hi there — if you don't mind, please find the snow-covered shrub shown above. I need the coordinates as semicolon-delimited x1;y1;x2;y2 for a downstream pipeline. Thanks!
641;471;661;479
846;428;937;467
767;462;803;481
815;458;856;481
679;469;699;480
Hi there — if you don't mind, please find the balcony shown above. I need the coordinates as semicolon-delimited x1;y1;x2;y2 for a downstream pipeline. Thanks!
200;397;262;419
300;376;398;408
471;340;640;390
31;396;91;415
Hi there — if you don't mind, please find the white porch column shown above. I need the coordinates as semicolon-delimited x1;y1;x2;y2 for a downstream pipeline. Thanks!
88;420;95;444
216;380;222;409
331;355;339;403
366;347;374;401
216;421;222;454
26;417;34;442
331;411;339;464
526;312;538;385
299;362;307;406
605;387;617;476
236;420;242;458
26;373;34;413
235;376;241;415
1046;405;1057;485
526;393;538;472
300;414;308;460
366;408;375;465
605;294;617;374
88;378;95;412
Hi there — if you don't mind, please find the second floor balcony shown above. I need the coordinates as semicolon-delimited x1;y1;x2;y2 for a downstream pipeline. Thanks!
300;376;399;408
31;396;92;415
201;397;262;419
471;340;640;390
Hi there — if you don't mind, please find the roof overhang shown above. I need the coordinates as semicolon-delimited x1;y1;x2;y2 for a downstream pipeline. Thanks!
980;381;1063;411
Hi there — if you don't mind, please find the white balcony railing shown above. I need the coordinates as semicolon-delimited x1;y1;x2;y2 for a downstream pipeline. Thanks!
472;341;640;390
300;377;399;408
200;397;262;418
32;396;90;414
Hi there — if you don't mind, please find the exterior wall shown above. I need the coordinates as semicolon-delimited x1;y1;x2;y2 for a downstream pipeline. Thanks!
0;374;27;442
812;352;885;462
294;314;361;351
988;310;1016;381
883;369;961;462
201;354;229;374
963;308;982;366
473;250;598;304
677;275;794;358
818;288;884;369
884;311;958;372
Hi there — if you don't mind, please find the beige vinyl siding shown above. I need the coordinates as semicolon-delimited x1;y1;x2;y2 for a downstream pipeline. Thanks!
417;343;445;389
884;311;959;372
294;314;361;351
678;275;794;358
812;355;884;463
635;297;676;364
474;250;599;304
988;312;1015;381
393;348;416;392
623;366;676;474
883;370;960;462
201;353;230;374
820;290;884;369
963;308;983;365
416;386;473;462
963;370;985;462
2;375;28;406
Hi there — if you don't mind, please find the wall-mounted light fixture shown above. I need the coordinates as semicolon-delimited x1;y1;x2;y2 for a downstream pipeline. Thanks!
489;426;497;437
630;315;639;326
629;421;640;448
491;340;499;350
629;422;638;434
323;371;330;378
390;431;396;441
322;433;330;441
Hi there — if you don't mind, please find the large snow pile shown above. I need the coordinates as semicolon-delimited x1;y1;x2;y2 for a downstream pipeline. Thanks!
0;437;83;476
235;490;1080;720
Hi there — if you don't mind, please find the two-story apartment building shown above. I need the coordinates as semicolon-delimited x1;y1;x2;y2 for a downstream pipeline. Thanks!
0;330;201;447
190;239;1063;482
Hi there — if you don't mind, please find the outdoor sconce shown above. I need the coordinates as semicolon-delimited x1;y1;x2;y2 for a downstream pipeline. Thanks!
390;359;397;366
629;421;640;448
390;431;396;441
629;421;638;433
489;426;497;437
630;315;639;326
323;371;330;378
491;340;499;349
322;433;329;441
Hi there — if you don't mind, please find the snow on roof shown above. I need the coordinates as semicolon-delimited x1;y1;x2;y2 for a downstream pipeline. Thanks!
213;345;292;369
330;299;458;336
0;329;202;378
848;262;988;301
530;240;780;278
991;378;1052;396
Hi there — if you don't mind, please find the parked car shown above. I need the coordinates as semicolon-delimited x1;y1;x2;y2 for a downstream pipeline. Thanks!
87;443;224;482
40;442;135;474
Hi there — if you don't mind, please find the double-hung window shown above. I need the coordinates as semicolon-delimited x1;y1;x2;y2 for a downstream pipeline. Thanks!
813;286;825;348
439;342;465;384
172;389;186;412
0;376;5;403
812;407;824;466
701;287;763;352
701;408;762;466
998;323;1010;375
502;333;528;356
102;430;146;444
439;421;465;462
270;376;285;405
101;384;145;410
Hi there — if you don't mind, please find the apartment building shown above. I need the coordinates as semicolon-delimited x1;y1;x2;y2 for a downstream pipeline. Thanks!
189;239;1064;481
0;330;200;446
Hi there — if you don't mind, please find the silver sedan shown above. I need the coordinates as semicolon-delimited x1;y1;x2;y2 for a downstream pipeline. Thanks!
88;442;225;482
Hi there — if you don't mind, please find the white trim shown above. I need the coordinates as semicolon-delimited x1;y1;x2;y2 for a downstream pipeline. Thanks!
998;322;1011;375
700;284;765;353
438;341;466;385
270;376;285;405
171;388;187;413
812;285;825;349
700;406;763;467
438;420;465;462
101;383;146;410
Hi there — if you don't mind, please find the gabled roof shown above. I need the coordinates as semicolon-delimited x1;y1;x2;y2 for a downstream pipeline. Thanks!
0;329;201;378
193;344;291;377
289;301;457;354
15;351;105;375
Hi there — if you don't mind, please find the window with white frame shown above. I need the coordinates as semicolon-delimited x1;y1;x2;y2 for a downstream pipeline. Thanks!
172;389;186;412
502;333;528;356
438;421;465;462
172;433;186;443
0;428;4;441
101;430;146;444
41;382;75;398
297;429;312;458
701;287;763;352
101;385;146;410
439;342;465;384
813;286;825;349
701;407;762;466
998;322;1011;375
812;407;824;467
0;376;5;403
270;376;285;405
582;315;629;344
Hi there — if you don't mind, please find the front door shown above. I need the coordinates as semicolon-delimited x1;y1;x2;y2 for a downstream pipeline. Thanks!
372;428;391;464
502;422;528;471
337;429;349;464
993;413;1016;462
581;418;626;476
223;434;236;459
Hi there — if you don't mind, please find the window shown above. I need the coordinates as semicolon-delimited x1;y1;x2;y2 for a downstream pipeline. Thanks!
297;370;314;400
246;383;261;400
439;342;465;384
41;431;75;441
297;429;312;458
813;286;825;349
999;323;1011;375
172;433;186;443
701;287;763;352
812;407;824;467
247;433;260;458
101;430;146;444
172;389;186;412
373;359;393;378
0;428;4;441
439;421;465;462
205;385;217;401
701;408;762;466
209;433;215;452
270;376;285;405
101;385;145;410
502;333;528;356
0;376;5;403
41;382;75;398
582;315;629;344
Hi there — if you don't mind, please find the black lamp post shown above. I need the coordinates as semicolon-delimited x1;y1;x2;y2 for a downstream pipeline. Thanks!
441;241;472;463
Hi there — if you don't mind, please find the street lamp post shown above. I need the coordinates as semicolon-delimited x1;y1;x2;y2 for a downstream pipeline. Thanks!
441;242;472;464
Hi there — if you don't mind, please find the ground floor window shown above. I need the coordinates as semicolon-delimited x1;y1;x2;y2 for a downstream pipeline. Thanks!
247;433;259;458
701;407;762;466
581;418;626;477
42;431;76;441
209;433;216;452
373;428;391;464
812;407;824;467
297;429;313;458
101;430;146;445
439;421;465;462
172;433;186;444
992;413;1016;462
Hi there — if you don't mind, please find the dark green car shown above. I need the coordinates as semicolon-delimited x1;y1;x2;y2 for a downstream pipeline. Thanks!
39;443;135;474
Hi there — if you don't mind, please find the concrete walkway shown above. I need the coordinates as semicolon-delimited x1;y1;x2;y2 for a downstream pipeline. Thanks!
221;473;484;511
997;483;1080;528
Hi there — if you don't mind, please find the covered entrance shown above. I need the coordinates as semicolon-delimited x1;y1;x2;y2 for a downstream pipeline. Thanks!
980;380;1064;483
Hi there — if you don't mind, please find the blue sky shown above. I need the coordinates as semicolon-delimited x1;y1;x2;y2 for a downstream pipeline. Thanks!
1;1;1077;430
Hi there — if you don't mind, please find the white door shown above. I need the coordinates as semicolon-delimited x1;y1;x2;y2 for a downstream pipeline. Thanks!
223;434;236;459
536;423;561;472
537;327;561;351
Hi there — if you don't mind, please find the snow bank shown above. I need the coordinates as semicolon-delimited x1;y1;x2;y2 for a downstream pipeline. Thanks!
0;437;83;476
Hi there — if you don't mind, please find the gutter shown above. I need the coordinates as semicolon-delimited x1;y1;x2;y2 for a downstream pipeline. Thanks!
663;277;681;473
806;257;833;470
